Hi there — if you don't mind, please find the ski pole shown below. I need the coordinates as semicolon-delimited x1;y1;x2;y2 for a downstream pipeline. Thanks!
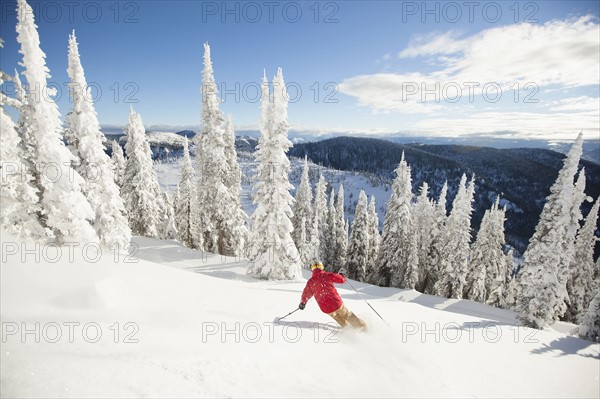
346;280;390;326
277;307;300;321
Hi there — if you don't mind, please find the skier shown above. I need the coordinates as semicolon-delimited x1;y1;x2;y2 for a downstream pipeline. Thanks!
299;261;367;330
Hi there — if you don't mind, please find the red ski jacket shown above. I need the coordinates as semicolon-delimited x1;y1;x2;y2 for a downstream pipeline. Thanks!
301;269;346;314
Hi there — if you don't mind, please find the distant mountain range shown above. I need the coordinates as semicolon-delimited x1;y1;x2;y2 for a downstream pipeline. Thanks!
289;136;600;255
101;126;599;164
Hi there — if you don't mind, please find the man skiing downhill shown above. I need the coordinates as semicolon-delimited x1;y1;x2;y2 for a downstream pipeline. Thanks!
299;261;367;330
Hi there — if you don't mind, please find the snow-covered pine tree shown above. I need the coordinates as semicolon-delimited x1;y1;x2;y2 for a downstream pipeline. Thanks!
493;248;517;309
298;216;313;265
247;68;301;280
195;44;246;256
515;133;585;328
173;185;182;237
314;173;328;262
0;63;46;239
248;71;271;269
191;183;204;250
413;182;434;292
308;206;321;265
111;140;125;188
424;182;448;294
371;152;418;289
482;199;510;307
566;196;599;323
292;156;313;250
331;184;347;272
122;109;163;238
12;68;36;168
15;0;97;244
366;195;380;277
221;115;248;255
195;43;220;251
65;31;131;249
344;219;350;261
174;138;197;247
324;186;337;268
465;197;506;303
223;116;240;190
486;201;508;295
434;174;475;299
346;190;370;282
579;289;600;342
161;191;177;239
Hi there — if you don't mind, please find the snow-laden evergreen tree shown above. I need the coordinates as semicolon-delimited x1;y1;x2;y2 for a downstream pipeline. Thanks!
65;31;131;249
490;248;516;309
434;174;475;299
297;216;313;265
11;68;36;167
485;201;508;297
292;156;313;250
0;65;46;239
111;140;125;188
122;109;163;238
222;115;248;254
247;68;301;280
161;191;177;239
465;197;506;303
413;182;434;292
569;168;588;244
344;219;350;261
371;153;418;289
566;196;599;323
195;43;222;250
15;0;97;244
308;206;321;264
196;44;247;256
579;289;600;342
173;186;181;235
424;182;448;294
174;138;197;247
313;173;328;261
579;286;600;342
366;195;380;277
191;184;204;250
324;186;337;267
346;190;370;282
331;184;348;272
223;116;240;190
515;133;585;328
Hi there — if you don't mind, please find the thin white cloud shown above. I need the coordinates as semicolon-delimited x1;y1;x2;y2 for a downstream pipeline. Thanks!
412;110;599;140
398;31;469;59
396;16;599;87
339;15;600;137
548;96;600;112
339;72;448;114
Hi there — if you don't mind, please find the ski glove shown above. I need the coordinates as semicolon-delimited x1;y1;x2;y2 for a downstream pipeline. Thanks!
299;302;306;310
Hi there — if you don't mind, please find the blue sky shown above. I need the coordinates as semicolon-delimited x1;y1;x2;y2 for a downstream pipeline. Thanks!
1;0;599;140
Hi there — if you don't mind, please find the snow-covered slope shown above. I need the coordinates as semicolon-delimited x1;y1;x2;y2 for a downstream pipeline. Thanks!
1;234;598;398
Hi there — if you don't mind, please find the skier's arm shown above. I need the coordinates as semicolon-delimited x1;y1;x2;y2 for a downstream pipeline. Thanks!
300;282;313;304
326;272;346;284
